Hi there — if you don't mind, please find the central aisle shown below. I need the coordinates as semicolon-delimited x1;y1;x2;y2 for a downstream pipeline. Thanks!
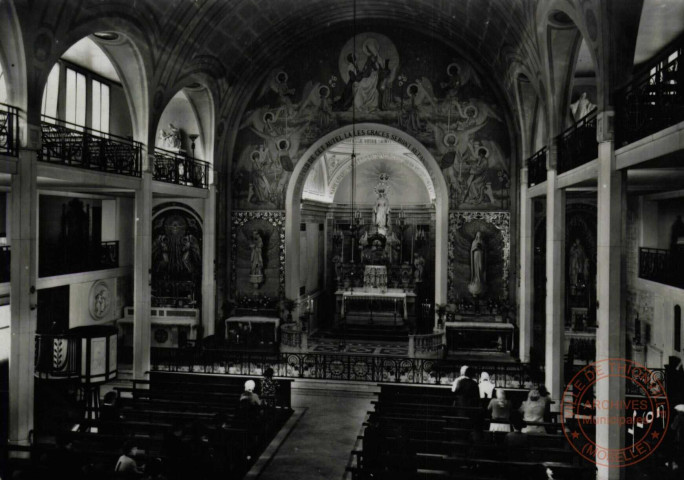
253;381;376;480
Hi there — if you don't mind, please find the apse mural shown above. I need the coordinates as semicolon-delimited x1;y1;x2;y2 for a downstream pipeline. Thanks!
232;30;511;211
151;206;202;307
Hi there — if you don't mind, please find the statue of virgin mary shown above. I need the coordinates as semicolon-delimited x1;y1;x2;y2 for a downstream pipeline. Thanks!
468;231;486;297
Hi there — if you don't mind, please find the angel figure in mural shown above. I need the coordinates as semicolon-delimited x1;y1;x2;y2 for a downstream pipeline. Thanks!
159;124;182;151
152;234;170;274
256;68;296;106
249;147;273;205
250;230;264;277
468;231;486;297
440;60;482;101
462;145;494;205
334;53;361;111
570;92;596;122
181;234;201;276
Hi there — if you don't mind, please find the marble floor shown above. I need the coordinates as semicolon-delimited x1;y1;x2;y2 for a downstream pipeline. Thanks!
250;381;376;480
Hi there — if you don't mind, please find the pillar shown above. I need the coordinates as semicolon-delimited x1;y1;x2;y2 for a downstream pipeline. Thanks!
595;110;626;479
201;182;217;337
8;125;39;446
133;161;153;379
518;165;534;362
545;142;565;403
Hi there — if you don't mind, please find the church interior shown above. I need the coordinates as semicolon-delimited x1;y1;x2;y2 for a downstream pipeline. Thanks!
1;0;684;479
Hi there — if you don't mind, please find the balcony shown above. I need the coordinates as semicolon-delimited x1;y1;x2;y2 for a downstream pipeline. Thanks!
153;147;210;189
39;116;142;177
639;247;684;289
557;110;598;175
0;103;19;156
526;146;547;187
615;39;683;148
39;240;119;278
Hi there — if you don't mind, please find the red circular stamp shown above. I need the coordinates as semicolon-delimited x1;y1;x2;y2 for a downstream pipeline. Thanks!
560;358;669;468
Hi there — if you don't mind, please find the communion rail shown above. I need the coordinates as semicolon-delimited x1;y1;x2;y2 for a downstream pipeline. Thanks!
151;349;541;387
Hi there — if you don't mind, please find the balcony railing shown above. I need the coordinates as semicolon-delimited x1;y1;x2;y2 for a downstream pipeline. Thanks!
527;146;547;187
39;116;142;177
39;240;120;277
0;103;19;156
0;245;9;283
639;247;684;288
153;147;210;188
615;38;683;147
557;110;598;174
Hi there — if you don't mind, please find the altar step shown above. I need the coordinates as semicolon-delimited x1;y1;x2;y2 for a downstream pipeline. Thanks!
315;324;409;343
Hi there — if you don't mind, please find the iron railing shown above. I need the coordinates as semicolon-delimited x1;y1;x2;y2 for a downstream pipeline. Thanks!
557;110;598;174
34;333;80;380
639;247;684;288
615;37;683;147
0;103;19;156
39;116;142;177
153;147;210;188
99;240;119;269
0;245;9;283
527;146;547;187
150;349;542;387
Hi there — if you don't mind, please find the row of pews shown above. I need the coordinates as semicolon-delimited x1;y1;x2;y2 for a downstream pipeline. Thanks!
1;372;293;480
347;384;596;480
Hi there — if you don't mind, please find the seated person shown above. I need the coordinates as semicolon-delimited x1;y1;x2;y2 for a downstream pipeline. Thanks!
519;389;547;433
487;388;511;432
237;380;262;422
114;442;143;477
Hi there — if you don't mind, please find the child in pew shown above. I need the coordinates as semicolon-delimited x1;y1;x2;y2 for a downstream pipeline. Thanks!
487;388;511;432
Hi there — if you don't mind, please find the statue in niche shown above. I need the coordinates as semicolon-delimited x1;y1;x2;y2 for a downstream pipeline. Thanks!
569;239;589;293
373;188;390;235
467;231;486;297
413;253;425;283
570;92;596;122
249;230;264;288
159;123;182;151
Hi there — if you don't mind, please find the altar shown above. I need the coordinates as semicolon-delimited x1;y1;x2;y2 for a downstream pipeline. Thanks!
335;288;416;326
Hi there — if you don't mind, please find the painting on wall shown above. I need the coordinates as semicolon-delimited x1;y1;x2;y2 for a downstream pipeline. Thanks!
151;206;203;307
232;211;285;309
448;212;510;307
232;29;511;212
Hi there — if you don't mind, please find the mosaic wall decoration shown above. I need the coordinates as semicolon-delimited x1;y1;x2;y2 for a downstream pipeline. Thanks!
231;211;285;307
232;29;512;212
448;211;510;304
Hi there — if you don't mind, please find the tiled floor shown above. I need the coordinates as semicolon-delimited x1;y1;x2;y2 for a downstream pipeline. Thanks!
307;339;409;356
255;384;374;480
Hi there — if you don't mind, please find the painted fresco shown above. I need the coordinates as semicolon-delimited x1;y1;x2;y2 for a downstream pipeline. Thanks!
233;30;511;211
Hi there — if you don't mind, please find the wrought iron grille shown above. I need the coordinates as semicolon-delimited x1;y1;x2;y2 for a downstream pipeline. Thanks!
151;349;542;387
639;247;684;288
557;110;598;174
615;39;683;147
99;241;119;269
0;103;19;156
39;116;142;177
153;148;210;188
527;146;547;187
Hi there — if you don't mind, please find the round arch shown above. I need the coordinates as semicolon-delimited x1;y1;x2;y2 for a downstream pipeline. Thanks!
0;0;28;143
285;123;449;316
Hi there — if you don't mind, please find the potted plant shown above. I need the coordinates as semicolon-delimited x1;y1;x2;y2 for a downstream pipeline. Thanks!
282;297;297;324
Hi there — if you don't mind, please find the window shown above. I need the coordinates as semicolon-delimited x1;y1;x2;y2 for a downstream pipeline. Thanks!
41;64;60;119
675;305;682;352
91;79;110;134
65;68;86;128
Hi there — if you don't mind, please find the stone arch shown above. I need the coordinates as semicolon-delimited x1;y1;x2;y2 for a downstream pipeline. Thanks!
285;123;449;315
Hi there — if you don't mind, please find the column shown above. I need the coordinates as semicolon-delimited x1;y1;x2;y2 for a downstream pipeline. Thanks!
595;110;626;480
545;142;565;403
8;125;39;446
518;165;534;362
201;182;217;337
133;160;153;379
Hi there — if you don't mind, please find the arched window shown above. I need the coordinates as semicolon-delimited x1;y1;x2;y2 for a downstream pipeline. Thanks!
675;305;681;352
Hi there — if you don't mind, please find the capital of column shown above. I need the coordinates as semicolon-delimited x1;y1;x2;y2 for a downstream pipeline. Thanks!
597;109;615;143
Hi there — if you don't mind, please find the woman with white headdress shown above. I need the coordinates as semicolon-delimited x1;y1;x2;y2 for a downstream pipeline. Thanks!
479;371;495;399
